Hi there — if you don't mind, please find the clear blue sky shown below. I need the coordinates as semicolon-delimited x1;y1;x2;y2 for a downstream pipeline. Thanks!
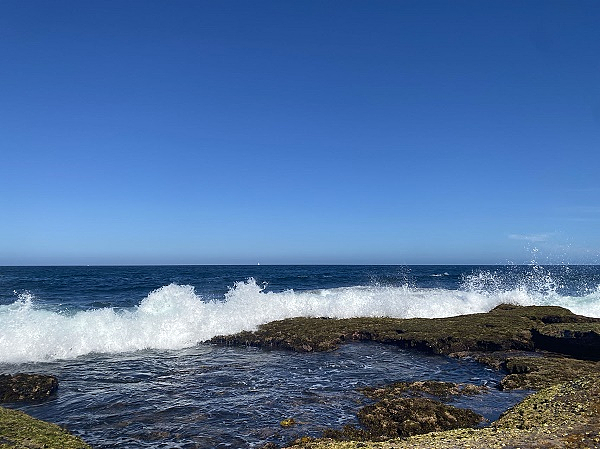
1;1;599;265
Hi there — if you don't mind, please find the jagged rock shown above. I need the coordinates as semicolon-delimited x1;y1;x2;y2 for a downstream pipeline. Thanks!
0;373;58;403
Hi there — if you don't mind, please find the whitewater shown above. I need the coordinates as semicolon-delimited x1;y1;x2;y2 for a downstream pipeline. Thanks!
2;265;599;364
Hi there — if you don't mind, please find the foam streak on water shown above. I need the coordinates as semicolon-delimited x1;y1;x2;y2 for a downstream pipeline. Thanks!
1;266;599;363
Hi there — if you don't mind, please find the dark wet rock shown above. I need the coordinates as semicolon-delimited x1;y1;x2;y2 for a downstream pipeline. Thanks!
360;397;484;439
211;304;598;357
531;323;600;360
0;373;58;403
322;380;486;442
324;397;484;441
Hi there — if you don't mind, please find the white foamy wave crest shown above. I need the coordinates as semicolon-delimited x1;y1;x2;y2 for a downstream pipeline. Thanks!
1;278;599;363
460;267;600;317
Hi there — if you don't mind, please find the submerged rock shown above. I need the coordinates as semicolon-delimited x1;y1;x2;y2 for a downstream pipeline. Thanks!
0;373;58;403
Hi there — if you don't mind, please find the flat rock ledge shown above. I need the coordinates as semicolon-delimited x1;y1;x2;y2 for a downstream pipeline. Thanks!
211;304;600;360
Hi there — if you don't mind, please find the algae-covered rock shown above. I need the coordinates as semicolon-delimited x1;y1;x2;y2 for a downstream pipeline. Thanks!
287;374;600;449
361;380;488;400
359;397;484;439
281;418;297;427
323;381;485;442
495;373;600;431
0;374;58;403
212;305;599;356
499;355;600;390
0;406;91;449
323;397;483;441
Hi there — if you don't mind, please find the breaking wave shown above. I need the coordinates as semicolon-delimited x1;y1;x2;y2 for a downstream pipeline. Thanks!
1;272;599;363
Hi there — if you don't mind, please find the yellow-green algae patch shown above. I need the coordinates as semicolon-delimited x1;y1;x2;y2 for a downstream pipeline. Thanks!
0;406;91;449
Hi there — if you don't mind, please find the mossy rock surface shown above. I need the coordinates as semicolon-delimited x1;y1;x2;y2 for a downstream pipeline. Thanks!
360;380;488;400
499;355;600;390
212;304;598;359
324;397;483;442
0;406;91;449
323;381;486;442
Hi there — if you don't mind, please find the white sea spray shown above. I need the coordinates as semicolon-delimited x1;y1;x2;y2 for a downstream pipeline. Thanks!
1;274;598;363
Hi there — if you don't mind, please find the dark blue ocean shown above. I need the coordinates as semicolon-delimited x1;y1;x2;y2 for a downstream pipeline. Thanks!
1;265;599;448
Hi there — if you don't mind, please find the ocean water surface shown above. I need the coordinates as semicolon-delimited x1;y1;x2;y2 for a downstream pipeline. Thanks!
1;265;599;448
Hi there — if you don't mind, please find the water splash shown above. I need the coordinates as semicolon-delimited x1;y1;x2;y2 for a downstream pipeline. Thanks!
1;272;598;363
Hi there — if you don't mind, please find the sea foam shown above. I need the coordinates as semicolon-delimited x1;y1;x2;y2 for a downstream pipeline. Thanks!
1;276;599;363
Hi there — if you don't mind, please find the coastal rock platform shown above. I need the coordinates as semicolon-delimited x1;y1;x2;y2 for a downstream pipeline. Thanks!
212;304;600;449
211;304;600;360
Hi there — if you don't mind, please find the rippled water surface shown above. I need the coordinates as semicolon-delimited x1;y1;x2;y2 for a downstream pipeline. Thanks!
6;343;529;448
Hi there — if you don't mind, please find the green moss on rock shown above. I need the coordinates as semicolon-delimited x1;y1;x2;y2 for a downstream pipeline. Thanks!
499;356;600;390
211;305;599;359
0;406;91;449
360;380;488;400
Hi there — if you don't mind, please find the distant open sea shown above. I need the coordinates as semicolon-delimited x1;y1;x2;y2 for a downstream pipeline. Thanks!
1;265;599;448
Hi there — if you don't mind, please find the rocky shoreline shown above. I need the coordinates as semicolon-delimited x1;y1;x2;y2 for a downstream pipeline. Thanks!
1;304;599;448
212;304;599;449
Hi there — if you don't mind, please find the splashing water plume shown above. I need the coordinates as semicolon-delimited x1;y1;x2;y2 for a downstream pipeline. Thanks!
1;267;599;363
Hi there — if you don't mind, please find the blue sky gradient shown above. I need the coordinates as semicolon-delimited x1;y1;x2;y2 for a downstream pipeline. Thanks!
1;1;599;265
